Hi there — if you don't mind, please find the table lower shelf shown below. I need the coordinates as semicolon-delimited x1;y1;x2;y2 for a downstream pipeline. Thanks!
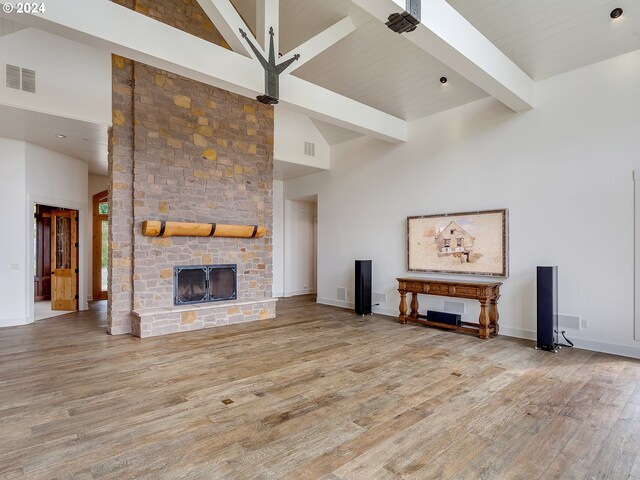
400;314;497;337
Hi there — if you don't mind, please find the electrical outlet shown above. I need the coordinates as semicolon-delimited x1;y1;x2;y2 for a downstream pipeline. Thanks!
581;318;588;328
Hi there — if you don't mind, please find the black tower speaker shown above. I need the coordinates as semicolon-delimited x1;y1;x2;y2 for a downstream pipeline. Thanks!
537;266;558;351
355;260;372;315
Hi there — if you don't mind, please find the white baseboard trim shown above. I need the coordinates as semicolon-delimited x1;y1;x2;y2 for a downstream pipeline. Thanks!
284;289;316;297
0;317;27;328
316;298;640;360
317;297;352;309
498;326;536;341
497;326;640;359
372;305;399;317
568;338;640;360
272;291;284;298
316;298;398;317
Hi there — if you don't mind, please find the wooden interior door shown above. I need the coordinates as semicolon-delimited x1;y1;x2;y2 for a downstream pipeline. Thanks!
51;210;78;311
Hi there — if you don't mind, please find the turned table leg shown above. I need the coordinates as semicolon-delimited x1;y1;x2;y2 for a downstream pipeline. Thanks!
479;299;490;339
410;293;419;319
489;298;500;336
398;290;407;324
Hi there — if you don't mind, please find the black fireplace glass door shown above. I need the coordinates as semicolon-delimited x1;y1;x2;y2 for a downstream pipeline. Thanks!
209;266;237;301
175;267;207;304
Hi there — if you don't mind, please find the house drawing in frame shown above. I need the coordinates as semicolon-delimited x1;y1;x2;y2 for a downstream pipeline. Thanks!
435;221;475;257
407;209;508;277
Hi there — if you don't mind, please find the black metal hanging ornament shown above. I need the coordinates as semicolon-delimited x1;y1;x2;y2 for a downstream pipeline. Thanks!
239;26;300;105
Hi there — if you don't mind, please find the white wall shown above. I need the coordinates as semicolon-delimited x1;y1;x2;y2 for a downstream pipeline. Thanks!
25;142;90;319
0;139;26;326
274;106;330;169
284;50;640;358
284;199;317;297
0;139;89;327
88;174;108;300
272;179;284;297
0;28;111;124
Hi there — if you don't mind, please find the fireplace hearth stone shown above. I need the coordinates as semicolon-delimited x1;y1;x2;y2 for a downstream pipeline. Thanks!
132;297;277;338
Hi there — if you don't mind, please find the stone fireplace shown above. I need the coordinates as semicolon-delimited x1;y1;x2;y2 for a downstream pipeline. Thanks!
107;1;276;338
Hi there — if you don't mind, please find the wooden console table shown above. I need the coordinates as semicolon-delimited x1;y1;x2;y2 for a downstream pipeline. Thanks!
397;278;502;339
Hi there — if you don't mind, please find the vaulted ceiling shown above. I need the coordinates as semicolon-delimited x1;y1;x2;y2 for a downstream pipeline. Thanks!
1;0;639;160
233;0;640;126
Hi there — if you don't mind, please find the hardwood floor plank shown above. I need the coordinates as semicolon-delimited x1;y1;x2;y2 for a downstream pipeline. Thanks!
0;296;639;479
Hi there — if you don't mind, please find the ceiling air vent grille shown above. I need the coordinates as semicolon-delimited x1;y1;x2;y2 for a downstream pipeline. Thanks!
21;68;36;93
6;64;20;90
304;141;315;157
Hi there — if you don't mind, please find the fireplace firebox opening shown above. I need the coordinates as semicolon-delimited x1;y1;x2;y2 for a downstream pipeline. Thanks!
174;264;237;305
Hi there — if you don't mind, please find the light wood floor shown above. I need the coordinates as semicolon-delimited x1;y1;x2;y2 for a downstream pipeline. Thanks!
1;296;640;480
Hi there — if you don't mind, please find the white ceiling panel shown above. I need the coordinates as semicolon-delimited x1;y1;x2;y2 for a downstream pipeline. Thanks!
446;0;640;79
279;0;488;120
0;104;108;175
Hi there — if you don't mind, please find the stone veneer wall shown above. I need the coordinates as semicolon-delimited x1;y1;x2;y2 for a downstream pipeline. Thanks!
131;62;274;312
108;55;135;335
107;1;274;335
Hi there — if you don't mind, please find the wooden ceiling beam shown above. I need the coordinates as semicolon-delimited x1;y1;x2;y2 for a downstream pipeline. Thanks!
351;0;534;112
194;0;259;59
256;0;279;52
1;0;407;143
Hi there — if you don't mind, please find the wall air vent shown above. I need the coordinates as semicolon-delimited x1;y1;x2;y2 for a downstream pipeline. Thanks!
21;68;35;93
304;141;315;157
6;64;20;90
5;64;36;93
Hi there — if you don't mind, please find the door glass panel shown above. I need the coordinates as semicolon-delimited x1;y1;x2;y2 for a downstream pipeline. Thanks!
55;216;71;269
101;220;108;291
98;202;109;215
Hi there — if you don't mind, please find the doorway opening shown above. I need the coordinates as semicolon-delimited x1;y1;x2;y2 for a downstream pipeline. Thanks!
33;204;79;320
284;195;318;298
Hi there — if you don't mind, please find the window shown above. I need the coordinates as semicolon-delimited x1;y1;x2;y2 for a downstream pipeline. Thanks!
457;238;463;247
444;239;451;248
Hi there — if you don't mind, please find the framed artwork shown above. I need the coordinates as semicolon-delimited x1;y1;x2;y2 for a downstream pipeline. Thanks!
407;209;509;277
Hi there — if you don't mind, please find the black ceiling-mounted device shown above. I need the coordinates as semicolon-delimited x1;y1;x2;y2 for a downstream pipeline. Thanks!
240;27;299;105
386;0;421;34
610;7;623;19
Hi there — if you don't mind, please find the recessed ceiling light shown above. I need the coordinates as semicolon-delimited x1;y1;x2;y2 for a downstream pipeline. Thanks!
55;134;66;138
440;77;448;84
610;7;623;19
